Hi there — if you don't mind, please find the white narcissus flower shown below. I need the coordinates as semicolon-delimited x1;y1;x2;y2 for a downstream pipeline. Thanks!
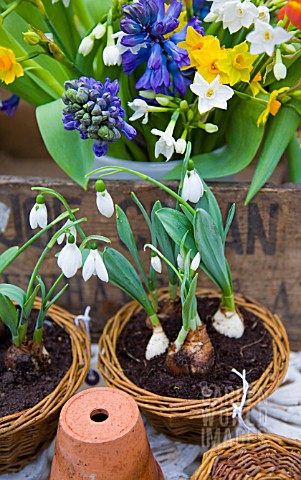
128;99;149;124
182;163;204;203
190;73;234;115
257;6;270;23
222;1;258;33
191;252;201;272
246;21;293;57
78;36;94;56
103;43;122;66
151;254;162;273
83;249;109;282
95;179;114;218
151;127;177;162
57;219;77;245
57;236;82;278
29;195;47;230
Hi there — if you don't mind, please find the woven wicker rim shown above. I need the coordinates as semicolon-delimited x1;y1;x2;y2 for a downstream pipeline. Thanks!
191;433;301;479
99;288;289;419
0;298;90;435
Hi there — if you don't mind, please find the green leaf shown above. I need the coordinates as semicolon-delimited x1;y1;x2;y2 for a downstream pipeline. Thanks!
223;204;236;243
103;247;155;315
156;208;197;255
0;294;19;341
196;180;224;238
193;209;231;293
164;98;265;180
0;247;19;273
0;284;26;307
115;205;149;289
245;100;301;203
36;99;94;189
182;275;198;331
287;132;301;183
23;284;40;320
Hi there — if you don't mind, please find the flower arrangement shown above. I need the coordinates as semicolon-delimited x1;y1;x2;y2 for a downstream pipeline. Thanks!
0;0;300;199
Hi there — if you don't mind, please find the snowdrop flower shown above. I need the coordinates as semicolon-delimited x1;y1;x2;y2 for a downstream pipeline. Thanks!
78;36;94;56
82;246;109;282
95;179;114;218
151;253;162;274
246;21;293;57
190;73;234;115
175;138;187;155
57;235;82;278
103;44;122;66
52;0;70;7
182;160;204;203
177;253;184;270
257;6;270;23
29;194;47;229
92;24;106;39
191;252;201;272
57;219;77;245
222;1;258;34
128;99;150;124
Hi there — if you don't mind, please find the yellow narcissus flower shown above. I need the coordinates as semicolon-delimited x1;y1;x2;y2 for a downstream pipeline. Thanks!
191;36;229;83
178;27;216;71
217;42;258;86
0;47;24;85
257;87;289;126
250;72;267;97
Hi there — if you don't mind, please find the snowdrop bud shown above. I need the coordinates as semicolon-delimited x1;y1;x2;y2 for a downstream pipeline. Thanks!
78;35;94;56
175;138;187;155
151;253;162;273
57;234;82;278
82;244;109;282
182;161;204;203
92;23;106;39
205;123;218;133
95;179;114;218
177;253;184;270
191;252;201;272
29;194;48;229
103;45;122;66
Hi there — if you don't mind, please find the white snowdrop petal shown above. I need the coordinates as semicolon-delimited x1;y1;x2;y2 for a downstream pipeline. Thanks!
79;36;94;56
96;191;114;218
191;252;201;271
29;207;38;229
36;204;47;228
83;251;95;281
151;255;162;273
95;253;109;282
177;254;184;270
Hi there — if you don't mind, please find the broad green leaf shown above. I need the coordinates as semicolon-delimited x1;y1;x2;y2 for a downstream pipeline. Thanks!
223;204;236;243
164;99;265;180
36;99;94;189
193;209;231;293
245;100;300;203
156;208;197;255
0;284;26;307
0;294;18;340
23;284;40;320
0;247;19;273
196;180;224;238
103;247;155;315
116;205;149;289
287;133;301;183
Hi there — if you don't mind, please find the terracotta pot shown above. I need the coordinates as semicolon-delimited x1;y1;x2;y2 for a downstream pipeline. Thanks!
49;387;163;480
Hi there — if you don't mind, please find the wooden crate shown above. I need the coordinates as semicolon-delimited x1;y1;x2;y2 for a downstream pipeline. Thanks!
0;176;300;350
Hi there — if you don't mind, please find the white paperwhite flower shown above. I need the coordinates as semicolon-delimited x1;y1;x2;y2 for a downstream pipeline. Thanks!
175;138;187;155
145;324;169;360
222;1;258;33
246;21;293;57
151;128;177;161
57;219;77;245
29;198;47;230
83;249;109;282
151;254;162;273
52;0;70;7
191;73;234;115
274;62;287;81
191;252;201;272
257;6;270;23
177;253;184;270
182;168;204;203
103;44;122;66
57;238;82;278
78;36;94;56
128;99;149;124
204;0;227;23
96;190;114;218
213;308;244;338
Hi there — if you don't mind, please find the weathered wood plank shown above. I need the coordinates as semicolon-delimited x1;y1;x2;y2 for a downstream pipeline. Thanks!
0;176;300;351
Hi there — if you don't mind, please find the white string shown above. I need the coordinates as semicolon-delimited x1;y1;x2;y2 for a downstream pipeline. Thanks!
74;306;91;339
231;368;256;433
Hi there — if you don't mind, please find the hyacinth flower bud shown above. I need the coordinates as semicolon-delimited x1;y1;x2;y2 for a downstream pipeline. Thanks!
29;194;48;229
95;179;114;218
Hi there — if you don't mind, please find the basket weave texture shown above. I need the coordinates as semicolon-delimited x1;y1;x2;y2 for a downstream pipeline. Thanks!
191;433;301;479
0;299;90;473
99;288;290;444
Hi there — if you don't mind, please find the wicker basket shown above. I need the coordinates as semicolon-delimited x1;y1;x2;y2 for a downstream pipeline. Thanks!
99;288;289;444
191;433;301;479
0;299;90;473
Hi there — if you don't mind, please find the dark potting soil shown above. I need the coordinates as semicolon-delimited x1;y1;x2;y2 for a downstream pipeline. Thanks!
116;296;273;400
0;312;72;417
